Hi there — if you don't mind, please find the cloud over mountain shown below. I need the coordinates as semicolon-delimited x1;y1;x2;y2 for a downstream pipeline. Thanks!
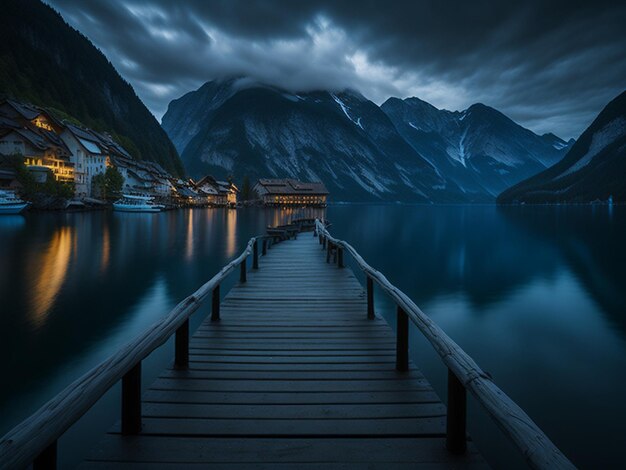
46;0;626;139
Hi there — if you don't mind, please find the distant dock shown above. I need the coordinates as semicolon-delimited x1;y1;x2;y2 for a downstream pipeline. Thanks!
0;220;573;469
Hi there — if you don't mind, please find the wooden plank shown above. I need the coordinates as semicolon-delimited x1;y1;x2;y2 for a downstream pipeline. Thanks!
83;436;487;465
188;354;397;362
183;362;400;371
149;378;433;392
141;390;443;405
111;416;446;436
142;403;447;419
158;369;425;380
81;462;488;469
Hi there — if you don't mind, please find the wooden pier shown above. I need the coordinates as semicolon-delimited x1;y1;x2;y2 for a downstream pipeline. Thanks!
0;221;574;469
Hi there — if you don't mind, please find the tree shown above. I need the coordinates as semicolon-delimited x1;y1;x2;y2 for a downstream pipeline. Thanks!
93;166;124;200
241;176;251;201
104;166;124;198
239;175;258;201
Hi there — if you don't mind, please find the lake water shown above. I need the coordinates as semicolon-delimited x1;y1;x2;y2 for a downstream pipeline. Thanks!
1;205;625;468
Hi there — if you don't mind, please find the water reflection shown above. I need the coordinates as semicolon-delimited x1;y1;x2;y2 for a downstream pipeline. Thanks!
29;226;73;327
185;210;194;261
1;205;623;468
101;223;110;273
226;209;237;257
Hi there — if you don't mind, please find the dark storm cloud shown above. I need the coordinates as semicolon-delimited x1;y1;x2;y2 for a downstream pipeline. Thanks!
45;0;626;139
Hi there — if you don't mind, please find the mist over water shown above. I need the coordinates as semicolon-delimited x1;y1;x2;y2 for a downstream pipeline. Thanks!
0;205;624;468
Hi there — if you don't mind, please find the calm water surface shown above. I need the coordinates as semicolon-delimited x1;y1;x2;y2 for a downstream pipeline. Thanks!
0;205;625;468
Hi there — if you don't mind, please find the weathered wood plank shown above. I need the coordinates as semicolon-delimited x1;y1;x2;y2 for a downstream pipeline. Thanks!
111;416;447;436
149;378;433;392
82;436;487;465
141;389;443;405
141;402;447;419
158;369;424;380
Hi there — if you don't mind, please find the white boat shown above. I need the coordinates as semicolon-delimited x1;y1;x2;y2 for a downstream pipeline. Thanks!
113;194;162;213
0;189;30;215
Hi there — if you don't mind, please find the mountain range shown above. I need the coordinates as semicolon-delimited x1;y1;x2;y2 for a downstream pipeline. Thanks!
381;97;573;198
498;91;626;204
163;77;573;202
0;0;184;176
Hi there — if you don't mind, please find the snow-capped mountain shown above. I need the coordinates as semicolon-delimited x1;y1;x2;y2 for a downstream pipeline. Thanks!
381;97;573;199
162;78;572;202
162;79;463;202
498;90;626;204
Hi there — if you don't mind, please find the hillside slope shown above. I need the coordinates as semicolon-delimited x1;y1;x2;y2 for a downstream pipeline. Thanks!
0;0;183;176
498;91;626;203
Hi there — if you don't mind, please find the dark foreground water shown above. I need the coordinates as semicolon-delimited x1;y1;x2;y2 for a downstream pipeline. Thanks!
0;205;624;468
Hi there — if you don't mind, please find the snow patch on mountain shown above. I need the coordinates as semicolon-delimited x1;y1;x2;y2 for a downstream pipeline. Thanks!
552;141;569;150
331;93;363;129
559;117;626;178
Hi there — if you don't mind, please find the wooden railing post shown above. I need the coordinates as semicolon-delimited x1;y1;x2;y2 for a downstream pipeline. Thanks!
326;241;332;263
396;307;409;371
33;440;56;470
262;239;267;255
337;247;344;268
322;236;326;249
240;258;247;283
367;276;375;319
253;240;259;269
211;285;220;322
121;362;141;435
446;369;467;454
174;318;189;369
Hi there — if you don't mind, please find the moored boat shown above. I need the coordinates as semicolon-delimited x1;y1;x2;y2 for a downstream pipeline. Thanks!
0;189;30;214
113;194;162;213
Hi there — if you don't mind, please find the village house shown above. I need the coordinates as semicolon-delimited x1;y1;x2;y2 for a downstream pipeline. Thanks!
0;101;74;183
253;178;328;207
109;154;176;199
194;176;238;206
0;98;184;202
60;124;111;197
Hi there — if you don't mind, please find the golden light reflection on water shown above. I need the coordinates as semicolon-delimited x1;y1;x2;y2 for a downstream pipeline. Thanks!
226;209;237;257
101;223;110;273
186;210;194;261
29;226;73;327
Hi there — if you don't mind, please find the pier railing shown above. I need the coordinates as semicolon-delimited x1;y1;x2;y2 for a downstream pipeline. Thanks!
0;234;276;469
315;219;574;470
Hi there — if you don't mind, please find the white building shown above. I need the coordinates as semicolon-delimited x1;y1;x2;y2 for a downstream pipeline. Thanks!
61;124;109;197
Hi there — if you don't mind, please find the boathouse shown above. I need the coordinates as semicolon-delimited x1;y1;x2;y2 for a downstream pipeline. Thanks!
254;178;328;206
195;175;238;206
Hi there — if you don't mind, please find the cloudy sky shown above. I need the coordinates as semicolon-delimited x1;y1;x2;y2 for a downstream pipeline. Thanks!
46;0;625;139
